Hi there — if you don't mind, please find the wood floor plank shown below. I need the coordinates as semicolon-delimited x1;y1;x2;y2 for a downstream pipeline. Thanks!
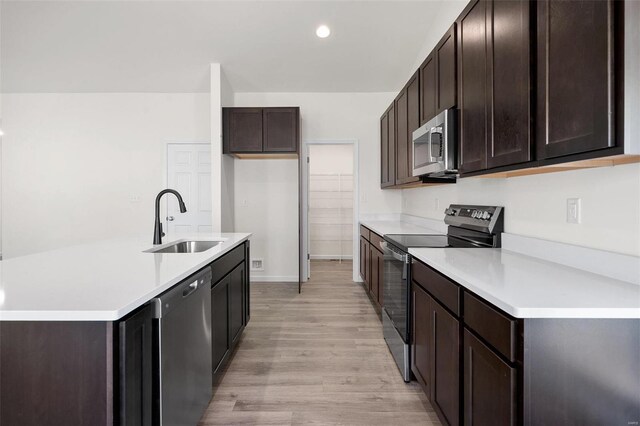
198;260;439;426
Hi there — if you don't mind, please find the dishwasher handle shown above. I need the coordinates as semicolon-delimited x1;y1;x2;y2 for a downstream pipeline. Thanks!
182;280;199;298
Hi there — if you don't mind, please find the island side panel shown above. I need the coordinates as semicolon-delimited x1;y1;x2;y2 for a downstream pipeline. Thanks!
0;321;114;426
523;318;640;425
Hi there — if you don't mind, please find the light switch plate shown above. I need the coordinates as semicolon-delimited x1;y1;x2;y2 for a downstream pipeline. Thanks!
567;198;581;224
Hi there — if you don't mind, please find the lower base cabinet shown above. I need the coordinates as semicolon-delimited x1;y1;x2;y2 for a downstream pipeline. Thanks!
119;303;155;426
411;281;460;425
463;329;517;426
359;226;384;308
211;245;249;384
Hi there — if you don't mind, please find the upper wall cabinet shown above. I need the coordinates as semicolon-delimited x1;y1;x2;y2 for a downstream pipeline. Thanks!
380;103;396;188
395;72;421;186
223;107;300;156
536;0;618;160
420;24;457;127
458;0;531;174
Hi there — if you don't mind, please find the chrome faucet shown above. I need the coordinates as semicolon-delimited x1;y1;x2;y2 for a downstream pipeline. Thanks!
153;189;187;245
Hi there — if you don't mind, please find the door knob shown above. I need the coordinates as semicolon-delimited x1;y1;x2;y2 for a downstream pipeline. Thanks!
167;216;175;221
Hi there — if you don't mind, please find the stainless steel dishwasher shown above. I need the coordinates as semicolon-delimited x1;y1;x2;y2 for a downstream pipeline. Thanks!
153;267;212;426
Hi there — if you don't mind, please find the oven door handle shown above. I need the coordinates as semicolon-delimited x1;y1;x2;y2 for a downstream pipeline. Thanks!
381;241;409;264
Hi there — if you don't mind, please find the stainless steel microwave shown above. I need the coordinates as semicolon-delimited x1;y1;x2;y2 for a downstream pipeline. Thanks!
412;109;457;177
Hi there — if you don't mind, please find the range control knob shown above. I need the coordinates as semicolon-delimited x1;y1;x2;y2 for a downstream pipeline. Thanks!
444;208;456;216
482;211;490;220
471;210;478;218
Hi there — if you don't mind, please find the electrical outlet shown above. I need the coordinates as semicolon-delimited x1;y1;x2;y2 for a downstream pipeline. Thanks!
251;259;264;271
241;199;248;207
567;198;581;224
129;194;141;203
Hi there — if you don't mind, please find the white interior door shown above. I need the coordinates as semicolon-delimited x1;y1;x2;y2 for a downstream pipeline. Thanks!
167;144;212;234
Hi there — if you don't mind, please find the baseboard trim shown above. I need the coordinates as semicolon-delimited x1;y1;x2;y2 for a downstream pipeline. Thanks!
250;275;299;283
310;255;353;260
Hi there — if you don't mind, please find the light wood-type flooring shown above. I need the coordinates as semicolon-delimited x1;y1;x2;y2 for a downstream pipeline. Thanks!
199;260;440;425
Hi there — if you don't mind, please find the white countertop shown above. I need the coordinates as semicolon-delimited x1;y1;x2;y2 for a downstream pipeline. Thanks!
0;233;251;321
409;247;640;319
360;219;442;237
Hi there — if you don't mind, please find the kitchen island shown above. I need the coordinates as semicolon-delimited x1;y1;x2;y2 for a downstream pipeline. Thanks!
0;232;251;426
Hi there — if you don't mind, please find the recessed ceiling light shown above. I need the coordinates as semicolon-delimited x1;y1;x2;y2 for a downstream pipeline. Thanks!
316;25;331;39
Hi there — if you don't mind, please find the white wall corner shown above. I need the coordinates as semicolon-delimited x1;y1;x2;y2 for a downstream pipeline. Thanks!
210;63;223;232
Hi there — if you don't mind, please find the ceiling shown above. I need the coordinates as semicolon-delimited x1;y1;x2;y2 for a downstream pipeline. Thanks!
1;0;463;93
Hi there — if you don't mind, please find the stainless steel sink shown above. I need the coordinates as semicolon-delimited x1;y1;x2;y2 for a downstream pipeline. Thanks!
149;240;221;254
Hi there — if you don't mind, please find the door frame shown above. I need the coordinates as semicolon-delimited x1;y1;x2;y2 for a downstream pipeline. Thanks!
165;142;211;232
300;139;359;284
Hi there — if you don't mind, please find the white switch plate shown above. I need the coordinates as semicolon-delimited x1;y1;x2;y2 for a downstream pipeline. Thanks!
567;198;581;224
434;198;440;211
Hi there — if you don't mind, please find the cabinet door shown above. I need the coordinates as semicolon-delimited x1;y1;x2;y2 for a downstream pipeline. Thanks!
487;0;531;169
420;53;437;126
406;73;420;185
119;303;154;426
396;72;421;186
224;108;263;153
380;112;389;186
411;282;432;398
359;236;368;283
211;277;229;373
457;0;488;173
436;24;457;113
229;262;246;344
431;301;460;426
381;104;396;188
536;0;615;160
463;329;516;426
394;89;409;185
370;247;383;304
263;107;299;152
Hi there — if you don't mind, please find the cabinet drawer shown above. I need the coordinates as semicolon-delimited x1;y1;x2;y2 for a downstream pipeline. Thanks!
411;260;460;316
369;231;384;253
463;291;518;362
359;225;371;241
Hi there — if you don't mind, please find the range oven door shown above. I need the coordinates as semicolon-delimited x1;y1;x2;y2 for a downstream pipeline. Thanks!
381;241;409;343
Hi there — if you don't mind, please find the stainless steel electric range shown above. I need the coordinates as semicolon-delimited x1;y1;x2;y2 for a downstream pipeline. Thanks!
381;204;504;382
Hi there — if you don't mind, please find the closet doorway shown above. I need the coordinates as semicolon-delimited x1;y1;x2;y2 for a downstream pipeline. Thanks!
300;141;358;283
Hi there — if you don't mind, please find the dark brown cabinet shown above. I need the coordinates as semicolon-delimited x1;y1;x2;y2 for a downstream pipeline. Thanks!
119;304;155;426
411;282;432;398
536;0;617;160
395;72;421;186
411;276;460;426
370;245;383;304
458;0;532;174
229;262;246;344
359;226;384;308
435;25;457;116
463;329;517;426
380;103;396;188
420;53;437;125
420;24;457;127
263;107;299;152
431;300;460;426
223;107;299;155
211;275;229;373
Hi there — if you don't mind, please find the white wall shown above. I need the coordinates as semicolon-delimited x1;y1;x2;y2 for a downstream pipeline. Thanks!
1;93;210;258
403;164;640;256
219;65;235;232
234;159;299;281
